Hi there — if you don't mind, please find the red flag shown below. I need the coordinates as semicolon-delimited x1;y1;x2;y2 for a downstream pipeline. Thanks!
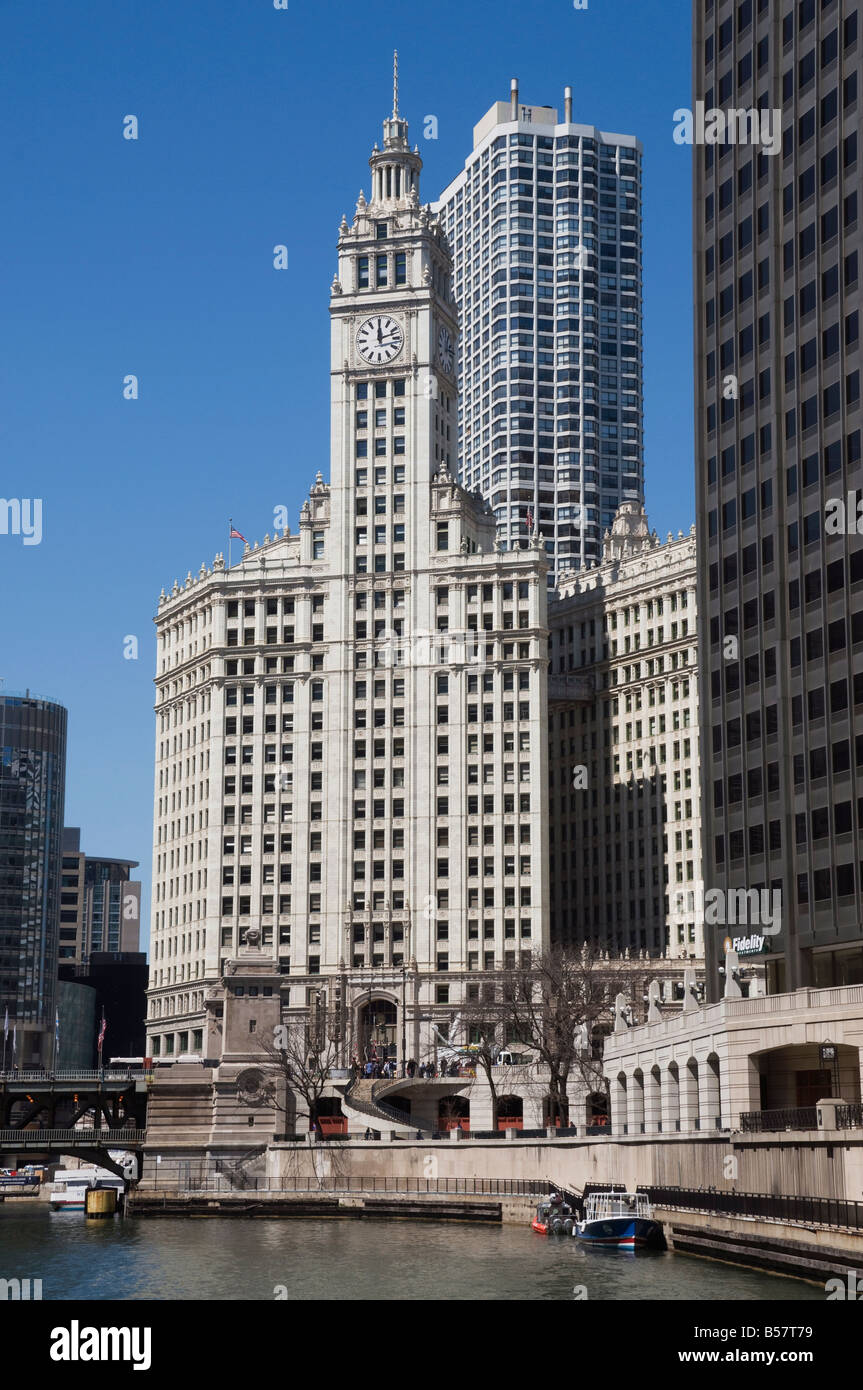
230;527;246;542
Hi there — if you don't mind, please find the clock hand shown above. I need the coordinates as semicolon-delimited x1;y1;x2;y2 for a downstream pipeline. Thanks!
377;323;383;343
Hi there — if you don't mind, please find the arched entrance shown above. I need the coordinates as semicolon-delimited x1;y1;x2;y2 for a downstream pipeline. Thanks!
496;1095;523;1131
586;1091;610;1129
386;1095;412;1121
315;1096;347;1136
438;1095;470;1132
357;996;398;1061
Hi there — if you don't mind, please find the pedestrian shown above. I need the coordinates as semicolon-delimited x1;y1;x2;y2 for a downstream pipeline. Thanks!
364;1127;372;1141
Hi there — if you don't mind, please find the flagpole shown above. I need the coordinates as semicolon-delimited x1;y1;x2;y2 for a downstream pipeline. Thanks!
228;517;232;573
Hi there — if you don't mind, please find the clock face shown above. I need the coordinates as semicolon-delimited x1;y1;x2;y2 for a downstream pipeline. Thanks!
356;315;404;365
437;325;454;374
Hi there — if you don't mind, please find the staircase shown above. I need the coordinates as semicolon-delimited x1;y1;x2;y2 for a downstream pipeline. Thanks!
343;1077;433;1135
213;1146;266;1190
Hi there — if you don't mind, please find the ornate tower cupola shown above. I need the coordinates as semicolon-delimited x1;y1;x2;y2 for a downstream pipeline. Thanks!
369;51;422;208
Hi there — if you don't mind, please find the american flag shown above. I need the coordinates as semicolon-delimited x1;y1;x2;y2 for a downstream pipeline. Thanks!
526;507;534;533
97;1013;107;1051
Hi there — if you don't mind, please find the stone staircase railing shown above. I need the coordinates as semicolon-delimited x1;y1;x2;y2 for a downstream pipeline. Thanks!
343;1075;432;1135
213;1145;266;1189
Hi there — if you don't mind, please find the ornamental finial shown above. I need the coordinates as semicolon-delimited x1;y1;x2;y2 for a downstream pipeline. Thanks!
393;49;399;118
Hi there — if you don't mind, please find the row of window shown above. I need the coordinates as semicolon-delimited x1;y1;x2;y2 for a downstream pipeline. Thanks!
355;252;407;290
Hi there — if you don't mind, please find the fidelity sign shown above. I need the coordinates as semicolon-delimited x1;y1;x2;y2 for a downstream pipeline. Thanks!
723;935;765;956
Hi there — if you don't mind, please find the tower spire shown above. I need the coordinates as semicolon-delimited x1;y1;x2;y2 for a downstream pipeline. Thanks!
369;51;421;206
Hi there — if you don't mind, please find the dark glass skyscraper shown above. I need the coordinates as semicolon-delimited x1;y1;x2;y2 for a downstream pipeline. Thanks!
0;693;67;1064
694;0;862;996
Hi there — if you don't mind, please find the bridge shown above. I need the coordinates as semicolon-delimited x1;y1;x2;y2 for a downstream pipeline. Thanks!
0;1069;149;1174
0;1128;146;1179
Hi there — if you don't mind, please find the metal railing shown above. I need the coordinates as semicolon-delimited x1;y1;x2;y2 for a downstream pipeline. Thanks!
344;1074;434;1134
370;1082;433;1134
740;1107;818;1133
141;1168;548;1197
0;1069;150;1083
271;1124;614;1143
645;1184;863;1231
836;1104;863;1129
0;1128;145;1145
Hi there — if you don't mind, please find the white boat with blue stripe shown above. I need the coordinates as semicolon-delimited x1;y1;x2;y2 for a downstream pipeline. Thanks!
575;1190;662;1251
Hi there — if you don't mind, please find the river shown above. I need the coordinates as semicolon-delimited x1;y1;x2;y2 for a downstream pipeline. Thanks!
0;1206;823;1300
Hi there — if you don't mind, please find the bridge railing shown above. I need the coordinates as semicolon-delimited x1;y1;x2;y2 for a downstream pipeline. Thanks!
0;1128;146;1145
0;1070;151;1083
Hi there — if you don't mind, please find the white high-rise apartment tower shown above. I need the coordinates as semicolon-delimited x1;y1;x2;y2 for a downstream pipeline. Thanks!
437;82;644;584
146;65;549;1064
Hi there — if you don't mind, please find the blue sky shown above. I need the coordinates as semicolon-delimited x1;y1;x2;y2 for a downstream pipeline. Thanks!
0;0;694;949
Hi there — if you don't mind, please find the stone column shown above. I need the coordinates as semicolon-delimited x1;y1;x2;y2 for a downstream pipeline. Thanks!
610;1072;627;1136
628;1070;645;1135
662;1061;680;1133
679;1058;700;1133
644;1065;661;1133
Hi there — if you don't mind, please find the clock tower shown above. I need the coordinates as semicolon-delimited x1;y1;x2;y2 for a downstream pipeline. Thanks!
328;54;458;578
146;59;549;1091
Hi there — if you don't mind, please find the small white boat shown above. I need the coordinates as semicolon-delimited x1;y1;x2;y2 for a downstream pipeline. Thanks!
48;1167;125;1212
575;1189;662;1251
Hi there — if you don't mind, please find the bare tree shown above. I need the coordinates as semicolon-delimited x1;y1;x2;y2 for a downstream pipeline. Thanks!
495;947;626;1126
458;993;505;1127
255;1005;342;1132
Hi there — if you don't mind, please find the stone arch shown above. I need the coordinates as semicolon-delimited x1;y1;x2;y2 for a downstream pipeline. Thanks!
496;1094;523;1131
748;1040;861;1112
315;1096;347;1136
586;1091;610;1128
438;1094;470;1132
355;993;399;1061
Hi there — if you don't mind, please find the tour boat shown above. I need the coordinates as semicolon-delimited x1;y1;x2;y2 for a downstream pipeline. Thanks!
574;1189;662;1250
531;1193;575;1235
48;1168;125;1212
